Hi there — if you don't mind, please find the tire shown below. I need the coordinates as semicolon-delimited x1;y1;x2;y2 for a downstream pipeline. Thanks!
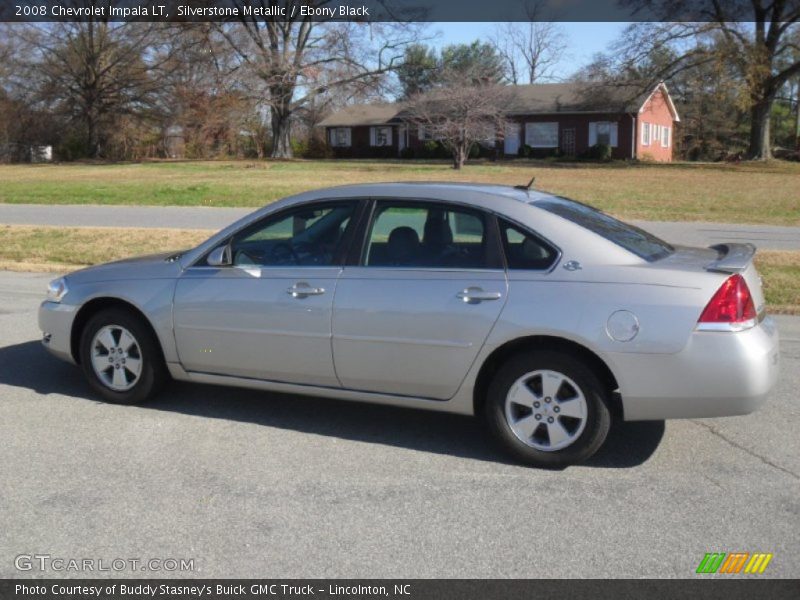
78;308;167;404
484;350;611;468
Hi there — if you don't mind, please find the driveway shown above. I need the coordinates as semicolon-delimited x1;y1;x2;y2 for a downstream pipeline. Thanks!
0;271;798;578
1;203;799;250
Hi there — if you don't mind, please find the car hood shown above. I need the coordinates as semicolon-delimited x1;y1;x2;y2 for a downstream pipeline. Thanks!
65;251;185;283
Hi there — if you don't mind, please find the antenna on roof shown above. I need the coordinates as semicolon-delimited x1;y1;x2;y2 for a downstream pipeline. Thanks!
514;176;536;191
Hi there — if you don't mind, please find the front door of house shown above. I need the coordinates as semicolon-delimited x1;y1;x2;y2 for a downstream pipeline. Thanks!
504;123;521;155
561;128;576;156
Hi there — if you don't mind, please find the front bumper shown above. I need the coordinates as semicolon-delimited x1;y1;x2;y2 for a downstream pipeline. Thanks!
610;316;779;421
38;301;78;364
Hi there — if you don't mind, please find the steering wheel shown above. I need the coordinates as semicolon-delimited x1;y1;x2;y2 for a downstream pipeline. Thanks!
271;241;299;263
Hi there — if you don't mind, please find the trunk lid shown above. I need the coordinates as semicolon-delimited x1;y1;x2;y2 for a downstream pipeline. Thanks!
656;243;766;315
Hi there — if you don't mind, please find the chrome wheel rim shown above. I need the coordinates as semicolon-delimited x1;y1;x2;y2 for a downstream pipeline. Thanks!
504;369;588;452
90;325;143;392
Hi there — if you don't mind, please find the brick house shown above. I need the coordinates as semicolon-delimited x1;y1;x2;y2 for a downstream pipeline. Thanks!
318;82;680;161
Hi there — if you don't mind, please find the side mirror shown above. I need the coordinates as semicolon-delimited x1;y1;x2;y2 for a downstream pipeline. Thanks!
207;244;232;267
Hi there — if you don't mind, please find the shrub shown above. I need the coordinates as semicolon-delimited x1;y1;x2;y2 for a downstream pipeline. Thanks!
588;143;612;161
518;144;534;158
399;147;415;159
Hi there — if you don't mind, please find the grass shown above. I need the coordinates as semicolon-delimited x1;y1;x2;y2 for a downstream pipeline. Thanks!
0;159;798;225
0;225;210;272
756;251;800;315
1;225;797;314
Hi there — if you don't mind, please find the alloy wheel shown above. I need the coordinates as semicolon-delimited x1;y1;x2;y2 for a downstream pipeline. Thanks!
89;325;143;392
504;369;588;451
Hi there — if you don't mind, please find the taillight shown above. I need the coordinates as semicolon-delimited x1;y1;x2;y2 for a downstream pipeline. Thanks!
697;274;757;331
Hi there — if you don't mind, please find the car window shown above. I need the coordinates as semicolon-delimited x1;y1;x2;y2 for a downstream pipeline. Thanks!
364;203;491;269
499;219;558;270
230;202;356;267
534;196;673;262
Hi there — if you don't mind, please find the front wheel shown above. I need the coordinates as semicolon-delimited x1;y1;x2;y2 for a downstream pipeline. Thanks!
484;351;611;468
79;308;167;404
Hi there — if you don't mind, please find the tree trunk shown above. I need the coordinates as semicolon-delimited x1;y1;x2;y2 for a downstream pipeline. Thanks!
795;81;800;152
747;98;772;160
452;144;466;169
270;109;293;158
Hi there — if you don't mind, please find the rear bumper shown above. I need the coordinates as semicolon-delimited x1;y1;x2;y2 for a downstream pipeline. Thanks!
610;317;779;421
38;301;78;364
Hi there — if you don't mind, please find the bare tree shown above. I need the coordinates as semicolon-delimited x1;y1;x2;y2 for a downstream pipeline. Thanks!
491;14;567;84
491;0;567;85
217;7;422;158
11;15;176;158
405;68;511;169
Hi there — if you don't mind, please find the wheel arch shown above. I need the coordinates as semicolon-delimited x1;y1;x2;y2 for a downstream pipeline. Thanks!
473;335;622;418
70;297;165;365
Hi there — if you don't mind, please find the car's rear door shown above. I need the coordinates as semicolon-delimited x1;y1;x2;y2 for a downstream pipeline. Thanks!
173;200;360;386
331;199;508;400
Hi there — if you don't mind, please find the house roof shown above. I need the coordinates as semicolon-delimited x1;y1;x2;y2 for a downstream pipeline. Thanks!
319;82;678;126
504;82;651;115
318;103;404;127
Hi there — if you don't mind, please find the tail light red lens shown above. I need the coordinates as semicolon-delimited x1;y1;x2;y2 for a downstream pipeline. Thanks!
698;274;757;325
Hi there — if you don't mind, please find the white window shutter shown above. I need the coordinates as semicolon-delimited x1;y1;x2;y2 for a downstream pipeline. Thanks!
369;127;375;146
610;122;618;148
588;122;597;146
344;128;351;146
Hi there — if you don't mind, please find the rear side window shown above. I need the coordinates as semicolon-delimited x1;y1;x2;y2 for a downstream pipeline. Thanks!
534;196;673;261
363;202;493;269
499;220;558;270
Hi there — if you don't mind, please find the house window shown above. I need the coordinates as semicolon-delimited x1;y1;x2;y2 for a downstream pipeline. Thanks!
641;121;650;146
525;122;559;148
589;121;618;148
330;128;351;147
661;126;670;148
370;126;392;147
418;126;432;141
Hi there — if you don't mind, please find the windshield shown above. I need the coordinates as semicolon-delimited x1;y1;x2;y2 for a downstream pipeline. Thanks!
533;196;674;262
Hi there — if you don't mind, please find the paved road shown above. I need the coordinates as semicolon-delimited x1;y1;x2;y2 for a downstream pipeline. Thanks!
1;272;799;578
1;203;798;250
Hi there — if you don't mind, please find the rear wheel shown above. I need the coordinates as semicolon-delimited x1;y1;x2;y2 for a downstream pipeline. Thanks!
484;351;611;467
79;308;167;404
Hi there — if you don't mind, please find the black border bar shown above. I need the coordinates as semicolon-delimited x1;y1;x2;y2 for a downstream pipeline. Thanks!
2;580;800;600
3;0;793;23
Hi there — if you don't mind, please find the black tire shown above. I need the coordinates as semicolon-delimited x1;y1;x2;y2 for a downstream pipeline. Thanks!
78;308;167;404
484;350;611;468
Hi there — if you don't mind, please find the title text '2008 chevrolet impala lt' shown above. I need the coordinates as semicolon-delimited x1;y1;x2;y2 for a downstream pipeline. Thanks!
39;183;779;467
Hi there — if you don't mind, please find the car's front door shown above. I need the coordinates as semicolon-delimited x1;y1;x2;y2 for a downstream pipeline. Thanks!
173;200;359;386
332;200;508;400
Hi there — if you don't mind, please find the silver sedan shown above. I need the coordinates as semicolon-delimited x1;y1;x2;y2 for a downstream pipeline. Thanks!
39;183;780;467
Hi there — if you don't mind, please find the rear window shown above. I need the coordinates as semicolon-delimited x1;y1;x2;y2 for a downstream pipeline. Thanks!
534;196;673;261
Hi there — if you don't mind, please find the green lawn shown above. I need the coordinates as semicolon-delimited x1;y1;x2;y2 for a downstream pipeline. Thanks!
1;159;798;225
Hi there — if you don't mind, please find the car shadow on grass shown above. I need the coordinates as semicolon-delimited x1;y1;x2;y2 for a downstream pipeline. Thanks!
1;340;665;469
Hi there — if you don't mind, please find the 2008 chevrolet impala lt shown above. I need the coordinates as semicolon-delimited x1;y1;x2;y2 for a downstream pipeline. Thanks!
39;183;780;467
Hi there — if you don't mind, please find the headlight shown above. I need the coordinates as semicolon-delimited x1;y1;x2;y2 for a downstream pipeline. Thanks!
46;277;69;303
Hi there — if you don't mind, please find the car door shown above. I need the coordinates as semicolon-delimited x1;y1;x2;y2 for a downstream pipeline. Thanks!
172;200;359;386
332;200;508;400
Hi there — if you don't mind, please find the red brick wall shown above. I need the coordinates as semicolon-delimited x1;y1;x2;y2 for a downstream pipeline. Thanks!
327;125;399;158
636;89;675;162
506;113;637;159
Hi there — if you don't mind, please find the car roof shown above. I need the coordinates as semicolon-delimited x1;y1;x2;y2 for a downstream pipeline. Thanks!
291;181;556;208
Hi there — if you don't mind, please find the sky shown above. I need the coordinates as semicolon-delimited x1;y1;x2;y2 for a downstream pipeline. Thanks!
427;22;629;81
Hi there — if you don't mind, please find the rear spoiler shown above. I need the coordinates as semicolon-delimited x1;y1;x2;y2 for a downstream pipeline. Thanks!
706;243;757;273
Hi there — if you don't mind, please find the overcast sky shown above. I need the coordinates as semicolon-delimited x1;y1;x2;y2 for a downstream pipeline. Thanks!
430;22;628;81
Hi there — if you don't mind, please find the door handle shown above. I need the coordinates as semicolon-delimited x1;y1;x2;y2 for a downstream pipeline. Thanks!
456;287;502;304
287;282;326;298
